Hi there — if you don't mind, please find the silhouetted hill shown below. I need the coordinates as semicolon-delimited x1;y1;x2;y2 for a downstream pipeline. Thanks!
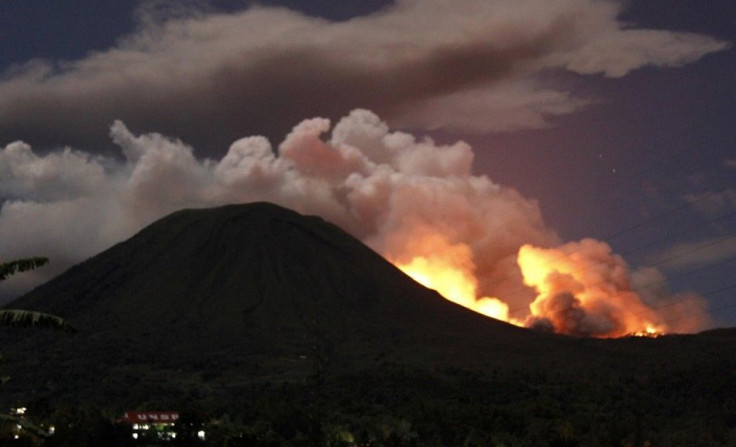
1;203;538;399
2;202;736;445
6;202;541;359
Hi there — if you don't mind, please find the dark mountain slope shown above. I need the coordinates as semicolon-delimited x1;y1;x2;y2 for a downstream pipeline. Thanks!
2;202;736;445
5;203;735;374
2;203;557;403
11;202;537;352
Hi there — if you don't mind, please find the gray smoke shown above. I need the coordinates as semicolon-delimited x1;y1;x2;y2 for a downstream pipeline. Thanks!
0;0;728;153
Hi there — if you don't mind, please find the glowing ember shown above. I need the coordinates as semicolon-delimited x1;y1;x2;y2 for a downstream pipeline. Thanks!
629;326;664;338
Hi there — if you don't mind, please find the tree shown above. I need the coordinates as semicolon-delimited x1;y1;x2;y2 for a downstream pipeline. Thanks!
0;257;75;442
0;257;75;332
0;257;50;281
0;309;75;332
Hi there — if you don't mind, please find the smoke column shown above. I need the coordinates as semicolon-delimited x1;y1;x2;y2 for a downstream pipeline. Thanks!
0;109;710;335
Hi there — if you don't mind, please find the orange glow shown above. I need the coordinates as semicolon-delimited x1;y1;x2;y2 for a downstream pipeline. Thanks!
517;242;667;338
397;255;512;322
389;232;670;338
629;326;664;338
390;233;516;324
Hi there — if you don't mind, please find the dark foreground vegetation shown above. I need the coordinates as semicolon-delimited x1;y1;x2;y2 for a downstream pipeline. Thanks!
3;331;736;447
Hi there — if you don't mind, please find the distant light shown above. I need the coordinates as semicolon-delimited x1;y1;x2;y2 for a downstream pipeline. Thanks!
197;430;206;440
132;433;139;440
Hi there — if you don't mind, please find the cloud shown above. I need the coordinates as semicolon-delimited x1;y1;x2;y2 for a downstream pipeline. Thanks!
0;142;109;202
0;109;710;334
684;189;736;218
516;239;705;337
630;267;711;333
390;80;593;133
0;0;728;154
0;110;556;308
648;236;736;271
561;29;731;77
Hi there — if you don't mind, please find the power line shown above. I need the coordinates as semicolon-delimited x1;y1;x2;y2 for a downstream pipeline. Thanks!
500;233;736;322
659;284;736;327
614;209;736;260
487;196;736;313
502;231;736;317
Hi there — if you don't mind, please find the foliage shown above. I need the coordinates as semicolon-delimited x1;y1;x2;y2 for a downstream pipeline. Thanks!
0;256;75;401
0;310;75;333
1;357;735;446
0;258;49;281
0;257;74;333
42;407;131;447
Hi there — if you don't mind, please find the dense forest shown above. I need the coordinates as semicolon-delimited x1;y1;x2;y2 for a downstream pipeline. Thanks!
4;340;736;447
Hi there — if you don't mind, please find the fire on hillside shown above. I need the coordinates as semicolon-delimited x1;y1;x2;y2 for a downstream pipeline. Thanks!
392;234;668;338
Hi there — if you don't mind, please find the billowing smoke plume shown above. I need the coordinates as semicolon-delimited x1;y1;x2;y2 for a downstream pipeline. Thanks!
518;240;709;336
0;110;710;335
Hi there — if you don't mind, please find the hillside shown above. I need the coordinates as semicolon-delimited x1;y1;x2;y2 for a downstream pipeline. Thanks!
2;202;735;446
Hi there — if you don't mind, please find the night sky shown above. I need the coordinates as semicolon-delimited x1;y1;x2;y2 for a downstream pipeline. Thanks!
1;0;734;330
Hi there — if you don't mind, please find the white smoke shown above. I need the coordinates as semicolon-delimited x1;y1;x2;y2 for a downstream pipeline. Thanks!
0;110;554;303
0;109;711;334
518;239;710;336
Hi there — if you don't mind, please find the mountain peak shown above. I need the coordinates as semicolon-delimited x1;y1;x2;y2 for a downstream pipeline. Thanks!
8;202;529;374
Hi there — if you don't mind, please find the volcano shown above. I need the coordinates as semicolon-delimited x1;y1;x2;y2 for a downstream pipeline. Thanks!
2;203;542;402
8;202;539;346
2;202;735;445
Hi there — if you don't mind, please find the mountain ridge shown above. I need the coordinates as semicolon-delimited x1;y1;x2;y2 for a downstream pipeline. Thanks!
2;202;736;445
3;202;543;393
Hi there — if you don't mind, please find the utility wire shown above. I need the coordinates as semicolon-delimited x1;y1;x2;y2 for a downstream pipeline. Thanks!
659;284;736;326
502;230;736;317
501;233;736;321
492;195;736;312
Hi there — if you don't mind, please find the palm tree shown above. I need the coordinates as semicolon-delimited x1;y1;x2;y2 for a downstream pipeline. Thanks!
0;257;73;440
0;257;75;332
0;257;50;281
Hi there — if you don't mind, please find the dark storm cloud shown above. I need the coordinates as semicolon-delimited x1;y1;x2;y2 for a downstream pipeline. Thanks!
0;0;728;155
0;14;552;152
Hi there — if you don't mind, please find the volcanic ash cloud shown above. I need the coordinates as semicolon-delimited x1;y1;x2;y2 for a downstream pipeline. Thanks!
0;109;710;335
